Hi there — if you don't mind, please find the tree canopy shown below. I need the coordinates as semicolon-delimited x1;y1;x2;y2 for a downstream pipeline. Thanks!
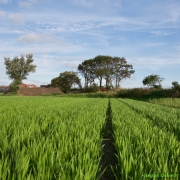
51;71;81;93
142;74;164;88
4;54;36;84
78;55;135;89
50;55;135;93
172;81;180;91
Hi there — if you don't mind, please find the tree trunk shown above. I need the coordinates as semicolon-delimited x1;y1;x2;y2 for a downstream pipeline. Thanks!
99;77;102;89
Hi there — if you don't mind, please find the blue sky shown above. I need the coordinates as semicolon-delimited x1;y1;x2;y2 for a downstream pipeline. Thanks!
0;0;180;88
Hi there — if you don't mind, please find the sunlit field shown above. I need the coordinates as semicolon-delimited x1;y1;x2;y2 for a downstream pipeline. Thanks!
0;96;179;180
148;98;180;109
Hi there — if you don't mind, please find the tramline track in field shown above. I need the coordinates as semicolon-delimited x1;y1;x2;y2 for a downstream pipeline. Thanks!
98;99;120;180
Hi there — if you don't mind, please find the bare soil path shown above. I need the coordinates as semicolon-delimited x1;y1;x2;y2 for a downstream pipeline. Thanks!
98;99;120;180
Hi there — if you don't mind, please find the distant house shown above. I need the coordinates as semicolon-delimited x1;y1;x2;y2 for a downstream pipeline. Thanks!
20;84;37;88
0;86;9;92
0;84;37;92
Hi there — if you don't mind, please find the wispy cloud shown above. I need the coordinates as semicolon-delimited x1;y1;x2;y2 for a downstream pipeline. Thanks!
0;10;5;17
18;33;56;43
0;0;180;88
0;0;11;4
9;13;24;24
0;33;84;54
71;0;122;8
143;42;166;47
63;62;79;69
74;0;94;7
166;4;180;23
150;31;175;37
18;0;37;9
129;56;180;70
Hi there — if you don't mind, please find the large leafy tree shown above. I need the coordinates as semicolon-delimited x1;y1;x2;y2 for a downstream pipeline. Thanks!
51;77;60;87
93;55;112;89
93;55;107;88
78;55;135;89
51;71;81;93
4;54;36;84
112;57;134;88
142;74;164;88
77;59;96;88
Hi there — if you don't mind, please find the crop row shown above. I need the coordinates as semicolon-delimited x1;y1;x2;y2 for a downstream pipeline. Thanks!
118;98;180;141
111;99;180;180
148;98;180;109
0;97;108;180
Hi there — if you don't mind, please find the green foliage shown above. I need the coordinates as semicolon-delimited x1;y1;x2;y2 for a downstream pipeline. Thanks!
1;96;180;179
84;83;99;93
51;71;81;93
9;79;20;93
142;74;164;88
117;88;177;98
172;81;180;91
51;77;59;87
0;97;108;179
77;59;96;88
153;84;162;89
148;98;180;108
111;99;180;178
78;55;135;89
4;54;36;83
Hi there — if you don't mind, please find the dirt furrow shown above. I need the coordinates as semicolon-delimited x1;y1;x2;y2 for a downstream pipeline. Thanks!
98;99;120;180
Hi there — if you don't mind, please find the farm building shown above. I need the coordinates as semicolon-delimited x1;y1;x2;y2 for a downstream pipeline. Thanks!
20;84;37;88
0;84;37;92
0;86;9;92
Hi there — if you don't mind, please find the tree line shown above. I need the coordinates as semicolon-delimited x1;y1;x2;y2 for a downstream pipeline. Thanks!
3;53;179;94
51;55;135;92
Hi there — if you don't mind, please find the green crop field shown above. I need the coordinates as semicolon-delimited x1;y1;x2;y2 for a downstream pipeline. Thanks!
0;96;180;180
112;99;180;179
0;97;108;180
148;98;180;109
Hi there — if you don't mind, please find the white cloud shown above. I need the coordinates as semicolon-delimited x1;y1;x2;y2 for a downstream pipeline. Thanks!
129;56;180;70
63;62;78;69
19;33;41;43
150;31;175;37
72;0;122;8
0;0;10;4
18;0;37;9
18;33;59;43
166;4;180;23
13;30;24;34
0;33;84;53
0;42;83;55
0;10;5;17
143;42;166;47
73;0;94;7
9;13;24;24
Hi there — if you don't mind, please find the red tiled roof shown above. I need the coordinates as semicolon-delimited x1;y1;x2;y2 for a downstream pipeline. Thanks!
0;86;9;88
